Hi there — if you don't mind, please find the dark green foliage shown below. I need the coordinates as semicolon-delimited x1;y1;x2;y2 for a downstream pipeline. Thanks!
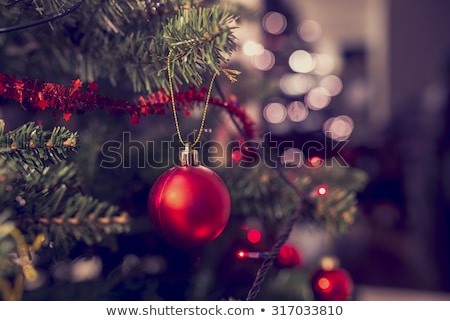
0;120;130;256
0;0;238;92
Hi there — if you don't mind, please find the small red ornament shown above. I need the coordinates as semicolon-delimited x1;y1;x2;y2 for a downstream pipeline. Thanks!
275;244;302;268
311;259;353;300
148;149;231;247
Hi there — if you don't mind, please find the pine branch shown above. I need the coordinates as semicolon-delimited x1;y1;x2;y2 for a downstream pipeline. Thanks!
0;1;239;92
0;121;130;254
224;164;301;221
292;165;369;233
0;120;78;176
0;211;15;278
0;1;84;33
6;160;130;249
17;192;130;248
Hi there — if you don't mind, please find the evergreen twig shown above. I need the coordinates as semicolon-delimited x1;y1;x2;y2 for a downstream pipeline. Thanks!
0;0;84;34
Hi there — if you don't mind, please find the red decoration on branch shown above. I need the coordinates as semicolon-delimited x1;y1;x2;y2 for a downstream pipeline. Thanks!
275;244;302;268
311;267;353;301
147;165;231;248
0;73;255;138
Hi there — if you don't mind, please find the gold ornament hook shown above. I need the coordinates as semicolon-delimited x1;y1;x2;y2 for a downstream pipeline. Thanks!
180;143;199;166
167;48;218;149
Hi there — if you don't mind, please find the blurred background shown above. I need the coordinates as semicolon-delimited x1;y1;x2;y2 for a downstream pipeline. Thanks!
1;0;450;300
227;0;450;299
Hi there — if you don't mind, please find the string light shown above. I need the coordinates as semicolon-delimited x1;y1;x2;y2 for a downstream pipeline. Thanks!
236;250;269;259
317;185;328;196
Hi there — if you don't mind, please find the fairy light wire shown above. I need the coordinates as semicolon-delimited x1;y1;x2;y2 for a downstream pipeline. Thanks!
167;49;218;148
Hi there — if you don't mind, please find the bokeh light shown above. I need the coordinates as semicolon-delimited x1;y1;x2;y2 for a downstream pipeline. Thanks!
251;49;276;71
323;115;354;141
237;250;247;259
308;156;323;168
305;87;331;110
141;255;167;274
121;254;140;274
247;229;262;244
287;101;308;122
318;277;332;292
263;102;287;123
317;185;328;196
297;19;322;43
242;40;264;56
289;50;315;73
312;53;335;75
70;256;102;282
281;148;304;167
279;73;315;96
262;11;287;35
320;75;343;96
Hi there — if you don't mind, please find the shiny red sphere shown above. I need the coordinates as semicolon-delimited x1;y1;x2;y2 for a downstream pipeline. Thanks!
148;165;231;248
311;268;353;300
275;244;302;268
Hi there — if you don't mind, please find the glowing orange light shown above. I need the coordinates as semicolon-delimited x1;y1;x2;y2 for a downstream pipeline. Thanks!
247;229;262;244
309;156;323;167
318;277;332;293
317;185;328;196
237;250;248;259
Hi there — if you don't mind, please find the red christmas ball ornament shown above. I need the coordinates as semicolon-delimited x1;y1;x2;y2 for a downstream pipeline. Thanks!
275;244;302;268
311;258;353;300
148;163;231;248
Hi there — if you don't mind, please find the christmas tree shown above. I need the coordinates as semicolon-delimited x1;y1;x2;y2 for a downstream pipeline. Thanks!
0;0;368;301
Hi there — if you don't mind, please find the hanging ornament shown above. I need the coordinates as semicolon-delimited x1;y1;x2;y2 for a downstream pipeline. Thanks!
310;256;353;300
147;49;231;248
275;244;302;268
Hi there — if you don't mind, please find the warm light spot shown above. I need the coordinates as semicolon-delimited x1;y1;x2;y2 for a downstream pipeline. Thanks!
70;256;102;282
289;50;315;73
141;255;167;274
309;156;323;168
298;20;322;43
237;250;247;259
263;102;287;124
251;49;276;71
305;87;331;110
281;148;303;167
247;229;262;244
262;11;287;35
279;73;315;96
320;75;343;96
287;101;308;122
312;54;335;75
318;277;332;292
317;185;328;196
323;115;354;141
321;256;338;270
242;40;264;56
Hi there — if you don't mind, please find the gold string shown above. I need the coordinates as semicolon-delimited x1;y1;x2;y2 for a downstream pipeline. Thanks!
167;48;218;148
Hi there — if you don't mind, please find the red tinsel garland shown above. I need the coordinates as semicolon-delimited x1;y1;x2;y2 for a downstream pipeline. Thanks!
0;72;255;138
